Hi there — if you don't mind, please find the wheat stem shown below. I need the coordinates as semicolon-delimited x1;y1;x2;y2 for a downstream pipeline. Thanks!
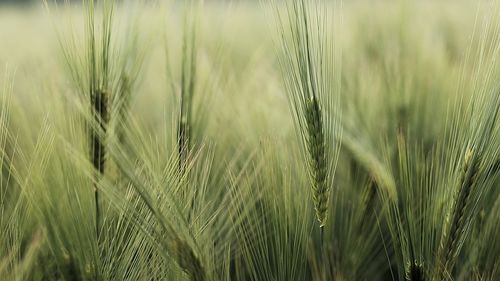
178;118;190;175
91;88;109;239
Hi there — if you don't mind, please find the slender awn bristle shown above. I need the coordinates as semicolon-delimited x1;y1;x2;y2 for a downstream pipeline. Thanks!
357;179;378;231
117;74;132;144
485;158;499;176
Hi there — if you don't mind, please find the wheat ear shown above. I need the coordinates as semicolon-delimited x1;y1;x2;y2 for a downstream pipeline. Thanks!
305;96;329;227
437;147;479;278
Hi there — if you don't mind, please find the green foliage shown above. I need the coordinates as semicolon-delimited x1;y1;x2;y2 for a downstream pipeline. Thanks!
0;1;499;281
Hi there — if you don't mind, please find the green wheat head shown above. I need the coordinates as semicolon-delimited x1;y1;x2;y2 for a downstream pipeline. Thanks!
304;96;328;225
271;0;341;227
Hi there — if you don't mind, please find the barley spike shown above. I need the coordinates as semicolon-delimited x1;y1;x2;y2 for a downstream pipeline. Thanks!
305;96;329;227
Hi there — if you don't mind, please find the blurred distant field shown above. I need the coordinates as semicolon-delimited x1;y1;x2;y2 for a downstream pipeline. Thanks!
0;1;488;137
0;1;498;281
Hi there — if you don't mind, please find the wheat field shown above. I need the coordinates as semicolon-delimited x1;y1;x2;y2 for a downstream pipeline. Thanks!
0;1;499;281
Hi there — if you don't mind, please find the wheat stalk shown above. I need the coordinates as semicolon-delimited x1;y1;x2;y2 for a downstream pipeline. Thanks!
90;89;109;175
176;3;198;176
90;88;109;236
178;117;191;175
